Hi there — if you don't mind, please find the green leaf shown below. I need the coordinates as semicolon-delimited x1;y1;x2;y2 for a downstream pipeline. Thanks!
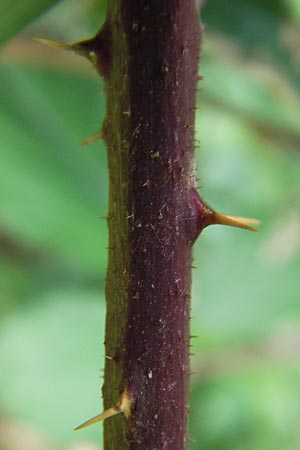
0;0;63;45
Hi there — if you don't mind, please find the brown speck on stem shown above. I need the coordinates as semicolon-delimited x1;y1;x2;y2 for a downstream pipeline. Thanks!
161;64;169;74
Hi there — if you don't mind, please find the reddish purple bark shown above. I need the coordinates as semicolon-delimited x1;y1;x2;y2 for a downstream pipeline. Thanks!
122;3;201;449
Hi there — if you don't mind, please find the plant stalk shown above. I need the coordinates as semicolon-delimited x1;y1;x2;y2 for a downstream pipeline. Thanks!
99;2;202;449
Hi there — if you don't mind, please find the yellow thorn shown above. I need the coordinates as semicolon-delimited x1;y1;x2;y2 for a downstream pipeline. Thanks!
33;37;73;51
211;212;260;232
33;37;96;64
74;406;120;431
74;389;132;431
80;130;103;146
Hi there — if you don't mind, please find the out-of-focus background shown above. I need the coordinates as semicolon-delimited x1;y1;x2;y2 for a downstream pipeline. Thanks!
0;1;300;449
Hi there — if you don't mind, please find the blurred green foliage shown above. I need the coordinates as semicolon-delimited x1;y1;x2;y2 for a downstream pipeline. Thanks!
0;0;63;45
0;1;300;449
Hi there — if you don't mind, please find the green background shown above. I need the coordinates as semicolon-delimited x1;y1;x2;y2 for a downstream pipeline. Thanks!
0;1;300;449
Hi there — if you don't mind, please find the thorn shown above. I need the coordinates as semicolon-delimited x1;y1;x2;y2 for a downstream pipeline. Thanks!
33;37;72;51
35;22;112;80
74;389;132;431
33;37;97;65
104;355;113;360
74;407;120;431
190;188;260;243
210;212;260;232
81;130;103;146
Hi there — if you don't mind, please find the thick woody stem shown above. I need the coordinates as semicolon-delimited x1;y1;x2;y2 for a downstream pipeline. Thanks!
122;3;201;450
100;2;202;449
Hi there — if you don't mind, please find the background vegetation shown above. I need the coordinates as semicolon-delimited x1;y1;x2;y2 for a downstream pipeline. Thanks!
0;1;300;449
